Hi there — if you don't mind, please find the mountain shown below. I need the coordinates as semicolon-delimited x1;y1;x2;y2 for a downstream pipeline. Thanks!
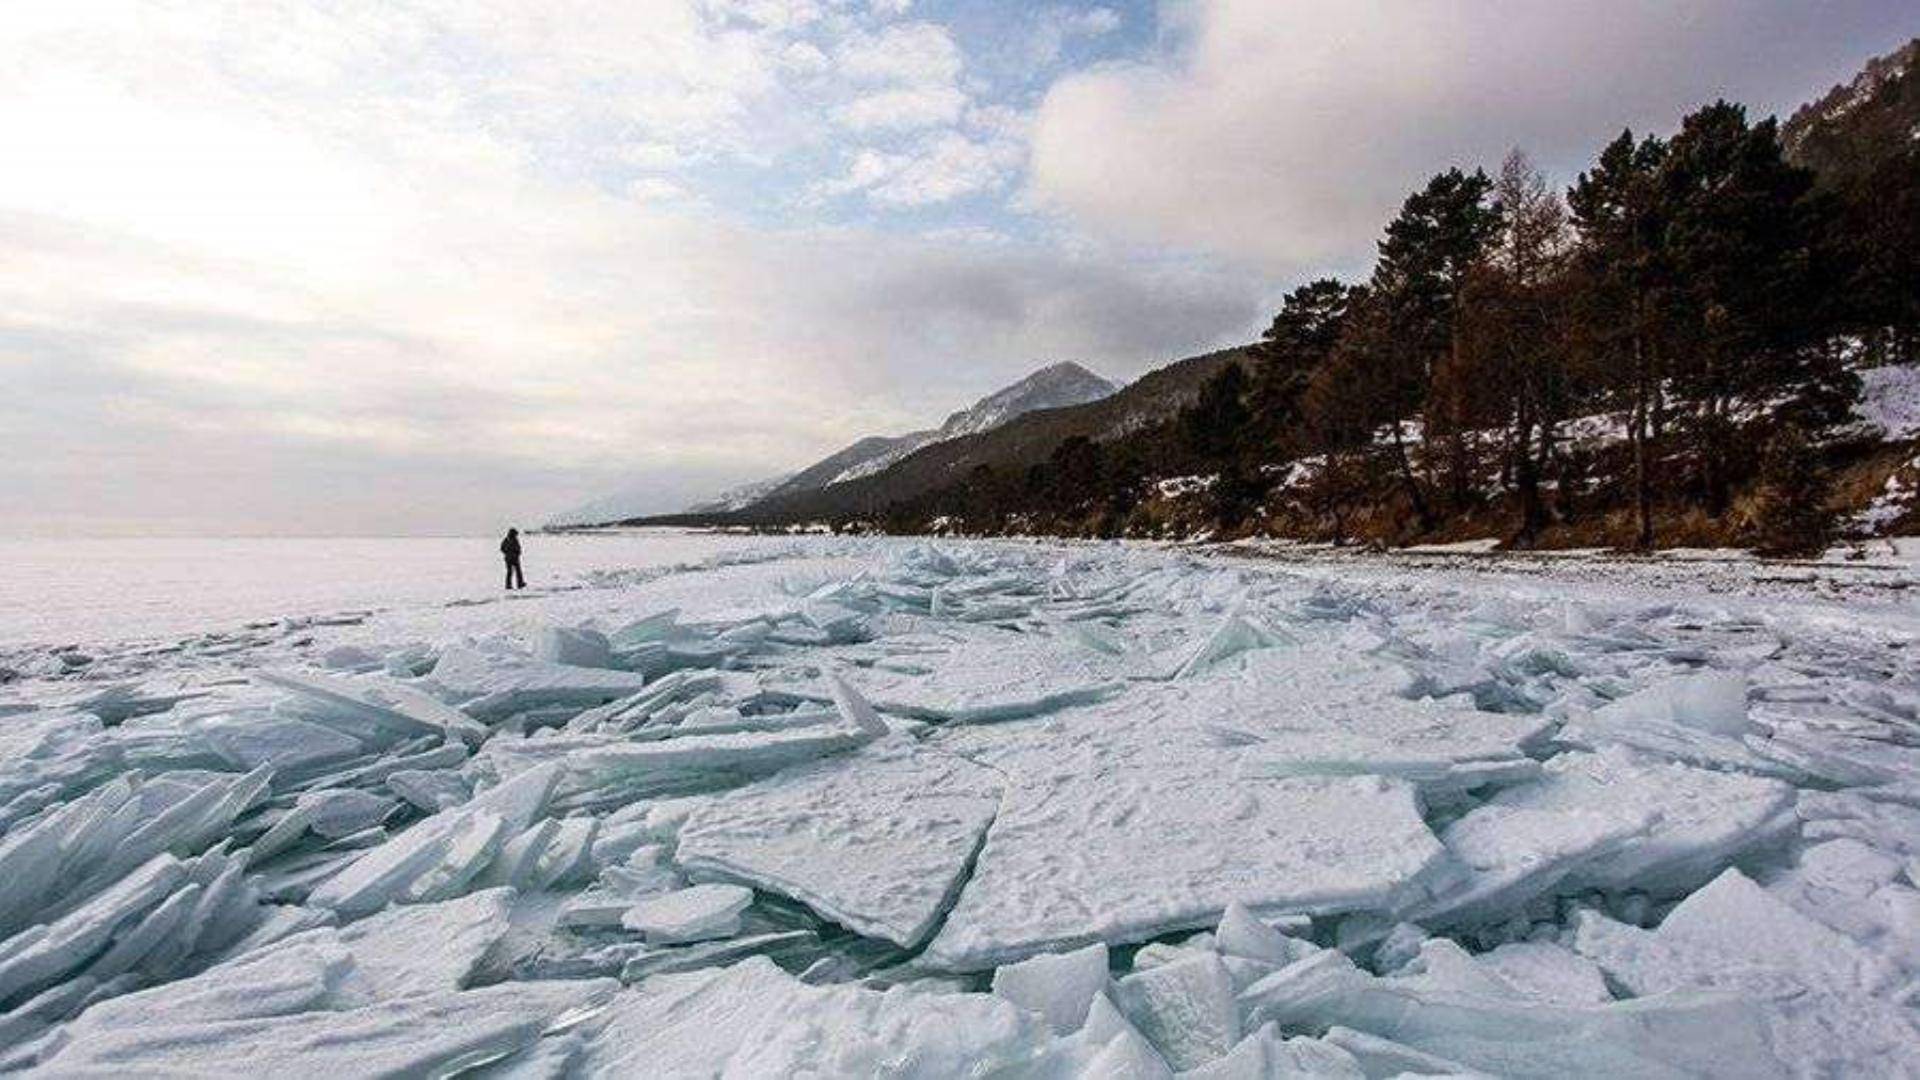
1783;37;1920;184
559;361;1118;528
546;486;663;528
729;346;1248;523
756;435;930;503
683;473;794;515
751;361;1118;504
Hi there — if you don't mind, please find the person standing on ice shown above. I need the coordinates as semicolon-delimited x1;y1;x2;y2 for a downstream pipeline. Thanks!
500;528;526;590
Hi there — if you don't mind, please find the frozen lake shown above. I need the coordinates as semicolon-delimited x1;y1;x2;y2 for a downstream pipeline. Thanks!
0;530;770;648
2;537;1918;1073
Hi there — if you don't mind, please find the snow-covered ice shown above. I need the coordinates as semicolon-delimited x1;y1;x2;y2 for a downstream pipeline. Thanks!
923;771;1442;970
5;533;1920;1074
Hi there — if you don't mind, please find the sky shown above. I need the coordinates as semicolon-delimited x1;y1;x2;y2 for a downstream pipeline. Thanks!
0;0;1908;537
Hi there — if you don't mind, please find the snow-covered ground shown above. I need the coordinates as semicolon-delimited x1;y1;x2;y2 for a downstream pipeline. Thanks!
0;531;780;653
3;536;1920;1075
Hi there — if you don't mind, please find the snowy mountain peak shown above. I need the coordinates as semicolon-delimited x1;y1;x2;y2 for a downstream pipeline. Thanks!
553;362;1120;524
934;362;1119;441
824;362;1119;487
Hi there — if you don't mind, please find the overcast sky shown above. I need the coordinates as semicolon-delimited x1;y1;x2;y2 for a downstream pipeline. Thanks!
1;1;1908;536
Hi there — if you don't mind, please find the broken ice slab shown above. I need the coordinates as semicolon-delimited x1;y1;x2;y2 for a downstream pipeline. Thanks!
556;714;882;805
923;772;1442;970
1559;670;1821;781
621;883;753;943
1113;952;1241;1070
426;645;649;720
249;788;399;863
1595;670;1752;736
1402;801;1653;929
332;887;517;998
1560;709;1800;779
607;608;682;649
1475;940;1613;1005
1214;902;1321;968
34;976;615;1076
306;763;560;920
282;738;467;797
844;628;1130;724
536;625;614;669
559;957;1053;1076
616;929;818;981
675;745;1001;948
47;767;272;918
1477;749;1798;894
1178;1023;1372;1079
256;668;488;745
1200;645;1552;794
0;853;186;1007
1573;868;1920;1075
990;942;1110;1035
562;669;769;734
386;768;470;812
1166;597;1292;679
1797;788;1920;857
1239;946;1787;1078
1755;726;1920;787
192;712;363;778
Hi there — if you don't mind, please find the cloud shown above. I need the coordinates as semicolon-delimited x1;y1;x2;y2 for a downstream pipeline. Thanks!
1026;0;1909;275
0;1;1260;536
821;130;1024;205
836;86;969;131
13;0;1895;536
835;22;964;87
1025;5;1124;68
830;21;974;133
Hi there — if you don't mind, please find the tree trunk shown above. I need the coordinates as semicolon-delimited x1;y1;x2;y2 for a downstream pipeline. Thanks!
1389;422;1434;531
1632;336;1655;550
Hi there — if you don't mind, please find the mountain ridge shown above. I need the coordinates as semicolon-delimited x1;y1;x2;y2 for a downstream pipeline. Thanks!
553;360;1117;527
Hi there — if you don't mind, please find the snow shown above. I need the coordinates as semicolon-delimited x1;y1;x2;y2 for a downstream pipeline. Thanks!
621;883;754;943
1856;361;1920;440
0;530;777;650
826;361;1118;487
922;772;1442;970
990;942;1110;1034
6;532;1920;1073
676;745;1000;947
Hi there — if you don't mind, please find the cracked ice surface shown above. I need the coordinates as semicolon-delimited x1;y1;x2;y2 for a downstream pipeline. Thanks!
5;536;1920;1074
923;771;1443;970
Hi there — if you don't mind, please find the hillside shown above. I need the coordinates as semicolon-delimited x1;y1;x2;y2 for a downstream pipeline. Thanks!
728;346;1248;522
1783;37;1919;184
683;473;794;515
756;361;1118;504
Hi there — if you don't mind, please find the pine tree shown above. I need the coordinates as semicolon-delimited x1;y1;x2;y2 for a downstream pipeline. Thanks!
1182;362;1252;464
1658;102;1841;514
1570;129;1670;547
1483;150;1571;545
1249;279;1362;454
1751;424;1835;557
1371;168;1503;521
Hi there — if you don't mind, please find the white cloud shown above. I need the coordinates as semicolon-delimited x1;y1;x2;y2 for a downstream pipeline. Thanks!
823;131;1023;205
836;85;968;131
1025;5;1123;68
1027;0;1905;275
0;0;1258;536
835;22;964;87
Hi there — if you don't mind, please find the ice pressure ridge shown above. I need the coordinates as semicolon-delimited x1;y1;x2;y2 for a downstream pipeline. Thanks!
2;539;1919;1075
